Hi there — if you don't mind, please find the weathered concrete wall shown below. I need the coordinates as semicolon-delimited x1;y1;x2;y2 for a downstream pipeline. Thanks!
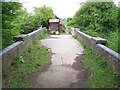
1;27;46;69
96;44;120;75
74;28;120;76
27;27;45;41
1;41;24;68
74;29;92;47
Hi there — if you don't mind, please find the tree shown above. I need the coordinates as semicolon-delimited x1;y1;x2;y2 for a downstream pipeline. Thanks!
71;1;118;35
69;1;119;53
21;6;55;34
2;2;24;48
2;3;56;48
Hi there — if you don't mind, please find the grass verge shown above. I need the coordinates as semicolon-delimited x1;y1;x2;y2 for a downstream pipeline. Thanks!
74;35;120;88
3;30;50;88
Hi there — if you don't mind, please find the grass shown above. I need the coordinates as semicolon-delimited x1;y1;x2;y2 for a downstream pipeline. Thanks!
74;35;120;88
3;30;50;88
83;30;119;54
105;31;119;53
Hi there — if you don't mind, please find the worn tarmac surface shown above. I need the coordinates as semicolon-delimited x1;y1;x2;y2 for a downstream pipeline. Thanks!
28;34;90;88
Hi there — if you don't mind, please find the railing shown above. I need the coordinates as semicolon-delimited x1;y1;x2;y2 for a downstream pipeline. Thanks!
0;27;46;69
74;28;120;76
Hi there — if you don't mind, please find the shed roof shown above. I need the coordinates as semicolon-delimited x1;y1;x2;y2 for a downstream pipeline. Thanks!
49;19;60;22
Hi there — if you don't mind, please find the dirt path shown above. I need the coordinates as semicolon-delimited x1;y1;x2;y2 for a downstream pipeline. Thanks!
28;34;90;88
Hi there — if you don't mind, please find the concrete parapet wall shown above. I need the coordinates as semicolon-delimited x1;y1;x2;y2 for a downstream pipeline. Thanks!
27;27;45;41
1;27;46;69
1;41;24;68
96;44;120;75
74;28;120;76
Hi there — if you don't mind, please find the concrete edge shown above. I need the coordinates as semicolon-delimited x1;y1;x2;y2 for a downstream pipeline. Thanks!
1;27;46;69
97;44;120;61
74;28;120;76
75;29;92;39
0;41;23;56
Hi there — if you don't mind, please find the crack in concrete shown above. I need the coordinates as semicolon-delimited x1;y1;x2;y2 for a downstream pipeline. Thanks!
28;34;90;88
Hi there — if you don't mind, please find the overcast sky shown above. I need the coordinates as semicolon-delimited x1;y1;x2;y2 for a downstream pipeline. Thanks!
21;0;119;19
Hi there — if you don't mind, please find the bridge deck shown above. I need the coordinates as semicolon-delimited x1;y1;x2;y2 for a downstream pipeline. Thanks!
28;34;90;88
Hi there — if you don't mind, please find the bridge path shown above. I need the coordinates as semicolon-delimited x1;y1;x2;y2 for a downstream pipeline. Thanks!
28;34;90;88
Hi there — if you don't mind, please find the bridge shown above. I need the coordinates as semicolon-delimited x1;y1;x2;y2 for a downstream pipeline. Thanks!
1;28;120;88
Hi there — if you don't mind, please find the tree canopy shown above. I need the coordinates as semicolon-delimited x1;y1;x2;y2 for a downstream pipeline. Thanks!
21;6;55;34
67;1;119;53
2;2;24;48
68;1;118;34
2;2;55;49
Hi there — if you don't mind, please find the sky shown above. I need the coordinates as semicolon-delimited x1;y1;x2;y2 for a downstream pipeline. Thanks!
21;0;119;19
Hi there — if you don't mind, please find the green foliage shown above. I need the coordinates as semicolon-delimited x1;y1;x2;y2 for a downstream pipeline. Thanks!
2;2;24;49
68;1;119;53
3;31;50;88
74;36;120;88
21;6;55;34
67;19;76;27
11;55;24;67
60;24;66;33
60;19;67;26
60;19;67;33
118;8;120;53
105;31;118;53
67;18;72;22
2;3;55;49
73;1;118;32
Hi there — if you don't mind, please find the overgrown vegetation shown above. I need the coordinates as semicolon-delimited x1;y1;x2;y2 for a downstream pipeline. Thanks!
67;1;119;53
60;19;67;33
2;2;55;49
60;25;66;33
74;35;120;88
2;31;50;88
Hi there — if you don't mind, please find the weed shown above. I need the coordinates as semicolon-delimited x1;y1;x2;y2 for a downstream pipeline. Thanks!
2;31;50;88
74;35;120;88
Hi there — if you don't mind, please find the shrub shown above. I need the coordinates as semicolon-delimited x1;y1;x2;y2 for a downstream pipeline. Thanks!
2;2;24;48
68;1;119;53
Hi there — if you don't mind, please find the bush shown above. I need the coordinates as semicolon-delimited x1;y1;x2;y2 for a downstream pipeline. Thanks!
60;25;66;33
68;1;119;53
2;2;25;49
73;1;118;32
